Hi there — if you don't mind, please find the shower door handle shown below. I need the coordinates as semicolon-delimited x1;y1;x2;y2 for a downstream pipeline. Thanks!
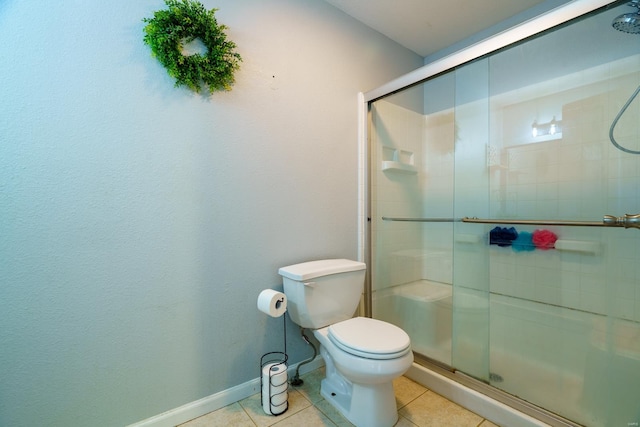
603;213;640;229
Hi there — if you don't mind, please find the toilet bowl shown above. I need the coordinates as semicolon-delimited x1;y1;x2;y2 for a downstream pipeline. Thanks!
313;317;413;427
278;259;413;427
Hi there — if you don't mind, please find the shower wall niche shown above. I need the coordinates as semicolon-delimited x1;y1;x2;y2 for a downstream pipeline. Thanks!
369;2;640;426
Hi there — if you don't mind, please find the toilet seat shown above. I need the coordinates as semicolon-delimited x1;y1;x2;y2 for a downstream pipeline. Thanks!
328;317;411;360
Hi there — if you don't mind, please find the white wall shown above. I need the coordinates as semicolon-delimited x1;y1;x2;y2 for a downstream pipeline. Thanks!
0;1;423;425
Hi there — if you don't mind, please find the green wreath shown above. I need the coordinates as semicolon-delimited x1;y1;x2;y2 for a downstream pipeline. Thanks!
143;0;242;93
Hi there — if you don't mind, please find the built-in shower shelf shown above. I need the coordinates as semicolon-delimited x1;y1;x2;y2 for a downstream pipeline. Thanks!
554;239;600;254
382;161;417;174
381;147;417;174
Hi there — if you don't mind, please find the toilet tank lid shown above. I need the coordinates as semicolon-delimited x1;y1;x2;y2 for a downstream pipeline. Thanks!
278;259;366;281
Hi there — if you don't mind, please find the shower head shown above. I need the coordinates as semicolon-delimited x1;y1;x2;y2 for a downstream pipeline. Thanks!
612;0;640;34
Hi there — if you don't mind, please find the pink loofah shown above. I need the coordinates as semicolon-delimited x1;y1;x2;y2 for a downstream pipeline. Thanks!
532;229;557;250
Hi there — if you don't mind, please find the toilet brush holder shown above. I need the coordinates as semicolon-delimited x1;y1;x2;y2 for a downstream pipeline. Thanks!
260;351;289;416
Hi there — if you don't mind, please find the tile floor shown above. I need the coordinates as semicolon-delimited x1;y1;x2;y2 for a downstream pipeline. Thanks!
179;367;501;427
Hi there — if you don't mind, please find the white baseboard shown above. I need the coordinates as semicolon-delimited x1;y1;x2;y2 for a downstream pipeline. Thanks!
405;363;550;427
128;356;325;427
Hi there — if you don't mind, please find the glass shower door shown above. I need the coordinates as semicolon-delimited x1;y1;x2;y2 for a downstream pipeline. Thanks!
473;4;640;425
370;3;640;426
370;72;456;367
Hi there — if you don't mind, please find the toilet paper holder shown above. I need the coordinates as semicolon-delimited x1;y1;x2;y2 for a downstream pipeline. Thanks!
260;351;289;416
257;288;289;416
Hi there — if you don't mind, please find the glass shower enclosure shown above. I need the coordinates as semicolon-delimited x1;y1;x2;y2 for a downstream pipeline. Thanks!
367;1;640;426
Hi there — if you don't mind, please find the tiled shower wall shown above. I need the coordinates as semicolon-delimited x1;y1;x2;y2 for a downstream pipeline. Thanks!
484;60;640;323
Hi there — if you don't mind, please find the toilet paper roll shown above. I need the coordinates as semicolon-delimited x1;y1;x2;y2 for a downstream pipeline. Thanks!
257;289;287;317
261;363;288;415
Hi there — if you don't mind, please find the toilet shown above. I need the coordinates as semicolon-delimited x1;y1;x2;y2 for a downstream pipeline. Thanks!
279;259;413;427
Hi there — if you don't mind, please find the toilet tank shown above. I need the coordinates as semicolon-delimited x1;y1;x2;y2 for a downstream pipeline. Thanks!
278;259;366;329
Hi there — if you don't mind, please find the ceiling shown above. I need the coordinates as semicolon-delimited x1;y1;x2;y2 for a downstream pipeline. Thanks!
321;0;560;57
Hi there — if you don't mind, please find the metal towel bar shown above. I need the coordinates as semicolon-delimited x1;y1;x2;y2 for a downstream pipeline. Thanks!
380;217;458;222
381;213;640;229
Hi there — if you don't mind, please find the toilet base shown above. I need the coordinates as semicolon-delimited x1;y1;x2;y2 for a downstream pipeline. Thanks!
320;375;398;427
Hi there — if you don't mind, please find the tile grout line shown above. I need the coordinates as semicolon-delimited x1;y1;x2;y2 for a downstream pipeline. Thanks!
238;400;258;427
308;400;338;426
398;386;430;411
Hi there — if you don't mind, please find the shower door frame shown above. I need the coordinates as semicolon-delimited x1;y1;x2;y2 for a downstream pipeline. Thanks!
362;0;615;104
360;0;619;425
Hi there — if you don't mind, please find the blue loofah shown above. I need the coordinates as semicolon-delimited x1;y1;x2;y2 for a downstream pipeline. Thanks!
512;231;535;252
